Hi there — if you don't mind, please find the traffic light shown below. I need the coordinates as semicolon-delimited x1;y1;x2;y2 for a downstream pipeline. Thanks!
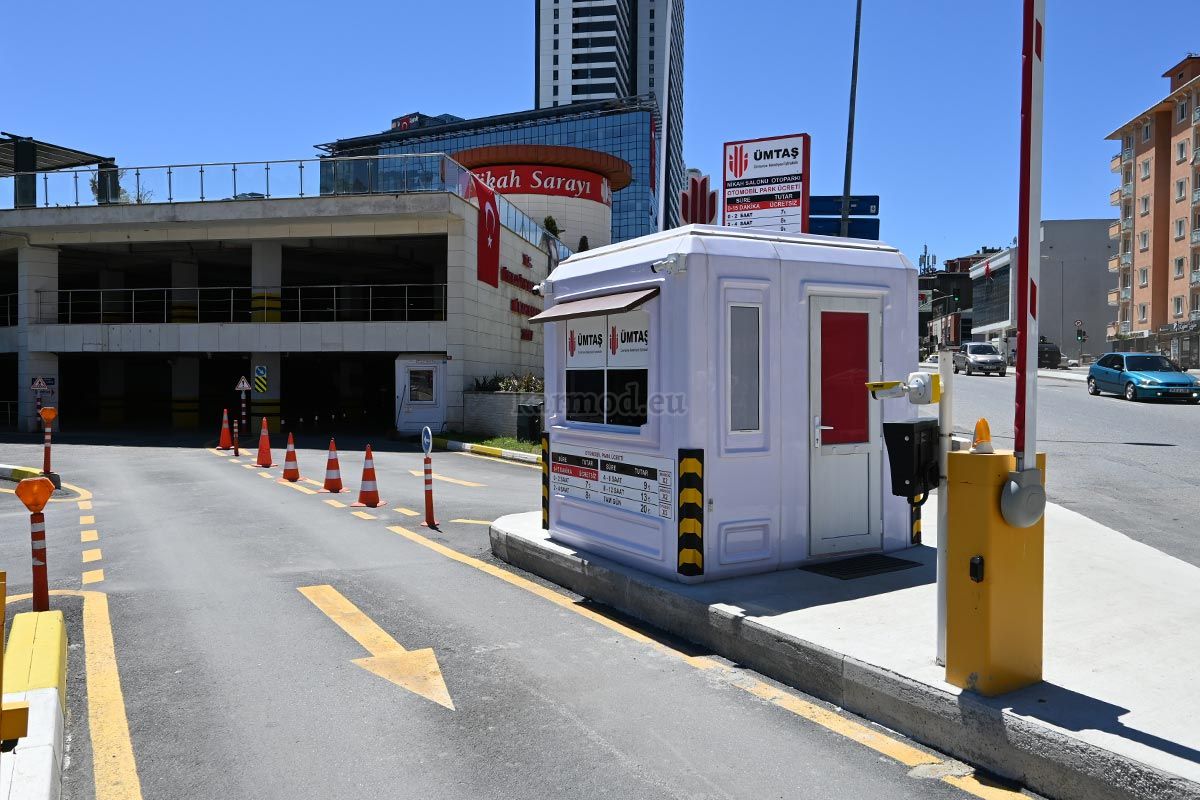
1076;329;1087;343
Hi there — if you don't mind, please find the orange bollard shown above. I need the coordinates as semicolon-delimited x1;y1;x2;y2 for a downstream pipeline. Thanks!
40;407;57;475
320;439;345;493
255;417;273;467
421;454;438;529
218;409;233;450
352;445;386;508
282;433;301;482
232;419;240;457
15;477;54;612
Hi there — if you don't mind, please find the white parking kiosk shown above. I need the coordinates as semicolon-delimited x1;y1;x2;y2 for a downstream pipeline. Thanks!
530;224;919;583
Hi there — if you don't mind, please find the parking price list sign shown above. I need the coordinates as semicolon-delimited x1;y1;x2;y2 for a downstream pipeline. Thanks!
550;444;674;521
722;133;811;234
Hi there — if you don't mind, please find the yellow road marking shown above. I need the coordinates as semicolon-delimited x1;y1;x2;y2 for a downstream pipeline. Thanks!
82;548;103;564
394;507;420;517
0;478;90;503
324;499;346;508
81;530;99;543
258;471;273;479
207;448;229;457
407;469;484;487
351;511;377;520
297;584;454;710
456;451;541;470
279;481;317;495
301;478;324;488
450;519;491;525
78;500;93;510
383;525;1019;799
82;569;105;585
6;590;142;799
80;515;95;525
241;463;257;470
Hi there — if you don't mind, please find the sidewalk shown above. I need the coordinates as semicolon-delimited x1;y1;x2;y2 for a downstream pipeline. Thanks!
492;500;1200;800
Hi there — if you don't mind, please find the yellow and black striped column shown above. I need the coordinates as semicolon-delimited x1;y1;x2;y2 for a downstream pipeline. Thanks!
250;292;281;322
541;432;550;530
910;494;923;546
171;397;200;428
677;448;704;577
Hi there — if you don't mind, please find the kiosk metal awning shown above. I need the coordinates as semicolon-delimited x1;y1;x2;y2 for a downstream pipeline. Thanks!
528;287;659;323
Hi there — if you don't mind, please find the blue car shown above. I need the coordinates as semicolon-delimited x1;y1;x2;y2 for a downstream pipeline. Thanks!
1087;352;1200;403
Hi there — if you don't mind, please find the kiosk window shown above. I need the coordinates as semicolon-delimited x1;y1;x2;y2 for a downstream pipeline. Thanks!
408;369;435;403
728;304;761;431
564;309;649;427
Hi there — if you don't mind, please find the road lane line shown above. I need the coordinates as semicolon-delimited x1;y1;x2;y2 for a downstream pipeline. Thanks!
394;507;420;517
324;499;347;508
258;471;274;479
279;481;318;495
406;469;484;487
78;500;93;510
241;464;257;470
301;478;324;488
456;452;541;471
82;569;105;585
83;548;103;563
7;590;143;799
81;530;99;543
80;515;95;525
351;511;378;520
383;525;1019;799
450;519;491;525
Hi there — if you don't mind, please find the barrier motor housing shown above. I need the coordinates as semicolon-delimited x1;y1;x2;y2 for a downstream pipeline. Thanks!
882;418;940;500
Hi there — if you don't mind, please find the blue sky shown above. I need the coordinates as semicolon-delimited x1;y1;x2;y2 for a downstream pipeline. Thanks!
7;0;1195;261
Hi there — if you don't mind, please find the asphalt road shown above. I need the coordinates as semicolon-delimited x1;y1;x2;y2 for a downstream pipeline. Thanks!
0;437;1026;800
925;369;1200;567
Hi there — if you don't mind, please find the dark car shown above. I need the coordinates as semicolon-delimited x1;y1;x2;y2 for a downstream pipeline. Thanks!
1087;352;1200;402
1037;340;1061;368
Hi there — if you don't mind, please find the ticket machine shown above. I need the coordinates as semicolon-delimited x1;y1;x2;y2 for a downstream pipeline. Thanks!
530;224;919;583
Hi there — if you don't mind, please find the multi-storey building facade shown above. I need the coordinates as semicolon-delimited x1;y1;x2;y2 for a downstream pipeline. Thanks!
534;0;684;230
1106;56;1200;367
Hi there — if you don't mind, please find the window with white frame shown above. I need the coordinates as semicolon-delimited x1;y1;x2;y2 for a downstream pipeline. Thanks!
1175;296;1185;317
1181;101;1190;123
1194;293;1200;310
1139;303;1148;322
1140;195;1150;215
1178;179;1188;200
728;305;761;432
1139;231;1149;251
1139;267;1149;286
1141;159;1151;179
1125;134;1133;148
1178;219;1187;239
1143;122;1152;142
1180;141;1190;162
1176;257;1186;277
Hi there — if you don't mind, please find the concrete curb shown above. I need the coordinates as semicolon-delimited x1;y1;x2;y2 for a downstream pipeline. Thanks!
432;437;541;465
490;518;1200;800
2;610;68;800
0;465;62;491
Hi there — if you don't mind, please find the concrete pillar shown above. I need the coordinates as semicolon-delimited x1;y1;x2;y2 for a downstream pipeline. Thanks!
249;351;281;433
16;246;58;432
98;359;125;427
171;259;198;322
250;241;282;322
171;356;200;429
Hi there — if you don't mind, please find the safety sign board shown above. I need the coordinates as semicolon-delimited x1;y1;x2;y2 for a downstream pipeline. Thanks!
1074;319;1083;327
30;376;50;392
722;133;811;234
235;376;252;392
421;426;433;456
254;365;268;393
550;444;674;521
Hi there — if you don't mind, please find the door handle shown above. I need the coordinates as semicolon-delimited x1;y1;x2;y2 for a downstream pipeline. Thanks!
813;416;834;448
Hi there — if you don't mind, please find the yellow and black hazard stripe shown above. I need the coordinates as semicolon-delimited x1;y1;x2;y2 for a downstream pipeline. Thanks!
170;303;198;323
541;433;550;530
171;396;200;428
910;494;923;546
677;448;703;577
250;292;281;322
250;398;281;432
253;375;268;393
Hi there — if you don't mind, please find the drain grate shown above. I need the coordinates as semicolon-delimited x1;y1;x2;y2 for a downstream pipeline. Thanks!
800;553;922;580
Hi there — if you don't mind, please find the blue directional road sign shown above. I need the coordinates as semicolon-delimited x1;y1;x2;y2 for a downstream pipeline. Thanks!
808;217;881;240
808;195;880;216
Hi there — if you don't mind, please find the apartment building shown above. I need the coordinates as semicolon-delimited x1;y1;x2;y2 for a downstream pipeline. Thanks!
1107;55;1200;367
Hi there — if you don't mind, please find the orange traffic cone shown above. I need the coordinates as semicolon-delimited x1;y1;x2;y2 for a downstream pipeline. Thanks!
320;439;345;493
217;409;233;450
352;444;387;508
970;418;995;454
282;433;301;482
255;417;273;467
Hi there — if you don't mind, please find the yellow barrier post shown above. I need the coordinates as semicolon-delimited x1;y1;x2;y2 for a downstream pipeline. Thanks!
945;445;1046;696
0;571;32;746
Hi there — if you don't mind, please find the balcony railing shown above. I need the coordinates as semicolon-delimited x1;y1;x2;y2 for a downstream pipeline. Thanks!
0;293;15;327
1120;252;1133;266
1194;106;1200;125
1110;188;1121;205
34;284;448;325
1107;289;1119;306
1194;147;1200;165
1120;286;1132;301
1193;229;1200;245
1110;153;1122;172
1192;271;1200;286
1121;182;1134;198
1193;188;1200;205
1121;320;1132;334
1192;309;1200;321
1121;217;1132;230
1108;221;1120;239
1108;253;1119;272
0;153;572;261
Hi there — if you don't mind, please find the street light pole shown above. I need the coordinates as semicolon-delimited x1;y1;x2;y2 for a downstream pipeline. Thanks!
840;0;863;238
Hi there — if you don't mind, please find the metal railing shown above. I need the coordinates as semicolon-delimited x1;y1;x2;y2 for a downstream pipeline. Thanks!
0;153;572;262
1191;271;1200;286
0;293;15;327
1191;309;1200;321
1121;217;1132;230
36;284;448;325
1120;320;1132;334
1119;286;1132;301
1193;188;1200;205
1120;252;1133;266
1121;182;1134;198
1194;106;1200;125
1193;229;1200;245
1123;147;1134;162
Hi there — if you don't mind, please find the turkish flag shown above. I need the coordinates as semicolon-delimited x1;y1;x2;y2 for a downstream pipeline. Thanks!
473;177;500;287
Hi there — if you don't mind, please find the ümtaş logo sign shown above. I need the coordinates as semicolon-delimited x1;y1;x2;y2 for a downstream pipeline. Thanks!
728;144;749;178
754;146;801;161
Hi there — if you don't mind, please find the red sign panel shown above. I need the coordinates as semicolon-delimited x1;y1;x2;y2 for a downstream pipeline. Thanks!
820;311;869;445
471;165;611;205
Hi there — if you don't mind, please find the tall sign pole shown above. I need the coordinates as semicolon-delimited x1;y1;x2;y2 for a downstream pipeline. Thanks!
1003;0;1048;527
840;0;864;238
